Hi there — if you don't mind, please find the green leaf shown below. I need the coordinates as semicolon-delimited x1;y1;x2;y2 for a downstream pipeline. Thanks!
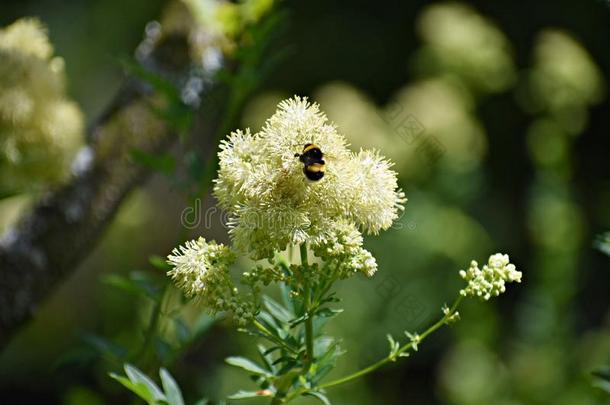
227;390;272;399
257;311;297;347
288;314;307;328
273;368;301;393
275;359;298;375
160;368;185;405
304;391;332;405
110;373;156;403
124;364;166;403
225;356;272;377
263;295;294;323
315;337;344;371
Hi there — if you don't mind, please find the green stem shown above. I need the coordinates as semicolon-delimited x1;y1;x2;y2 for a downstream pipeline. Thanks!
300;244;314;370
318;296;463;390
281;297;463;403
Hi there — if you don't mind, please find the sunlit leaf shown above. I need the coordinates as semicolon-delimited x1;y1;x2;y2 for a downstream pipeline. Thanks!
160;368;185;405
109;373;155;404
124;364;166;403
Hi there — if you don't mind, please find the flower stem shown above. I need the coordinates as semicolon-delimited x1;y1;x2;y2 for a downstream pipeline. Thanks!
318;296;463;389
300;244;314;370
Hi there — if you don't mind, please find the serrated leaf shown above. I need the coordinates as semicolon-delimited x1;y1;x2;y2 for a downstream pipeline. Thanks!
124;364;166;403
225;357;272;377
160;368;185;405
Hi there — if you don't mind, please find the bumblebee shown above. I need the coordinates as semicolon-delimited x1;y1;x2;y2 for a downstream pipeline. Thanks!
294;143;325;181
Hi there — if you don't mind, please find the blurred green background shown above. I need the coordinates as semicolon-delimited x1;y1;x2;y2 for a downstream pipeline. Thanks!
1;0;609;404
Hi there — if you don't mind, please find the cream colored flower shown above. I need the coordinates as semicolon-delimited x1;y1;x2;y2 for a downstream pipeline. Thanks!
0;18;84;192
459;253;522;300
214;96;406;263
167;237;235;297
167;237;255;324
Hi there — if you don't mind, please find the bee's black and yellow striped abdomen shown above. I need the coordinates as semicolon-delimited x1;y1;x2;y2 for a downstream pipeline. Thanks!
296;143;325;181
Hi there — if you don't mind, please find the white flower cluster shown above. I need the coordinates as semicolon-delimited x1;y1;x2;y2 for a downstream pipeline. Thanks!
168;97;406;322
167;237;254;324
459;254;522;300
312;220;378;277
214;96;406;267
0;18;83;191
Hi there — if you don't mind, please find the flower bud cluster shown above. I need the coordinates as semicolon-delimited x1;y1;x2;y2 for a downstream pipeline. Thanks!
459;253;521;300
